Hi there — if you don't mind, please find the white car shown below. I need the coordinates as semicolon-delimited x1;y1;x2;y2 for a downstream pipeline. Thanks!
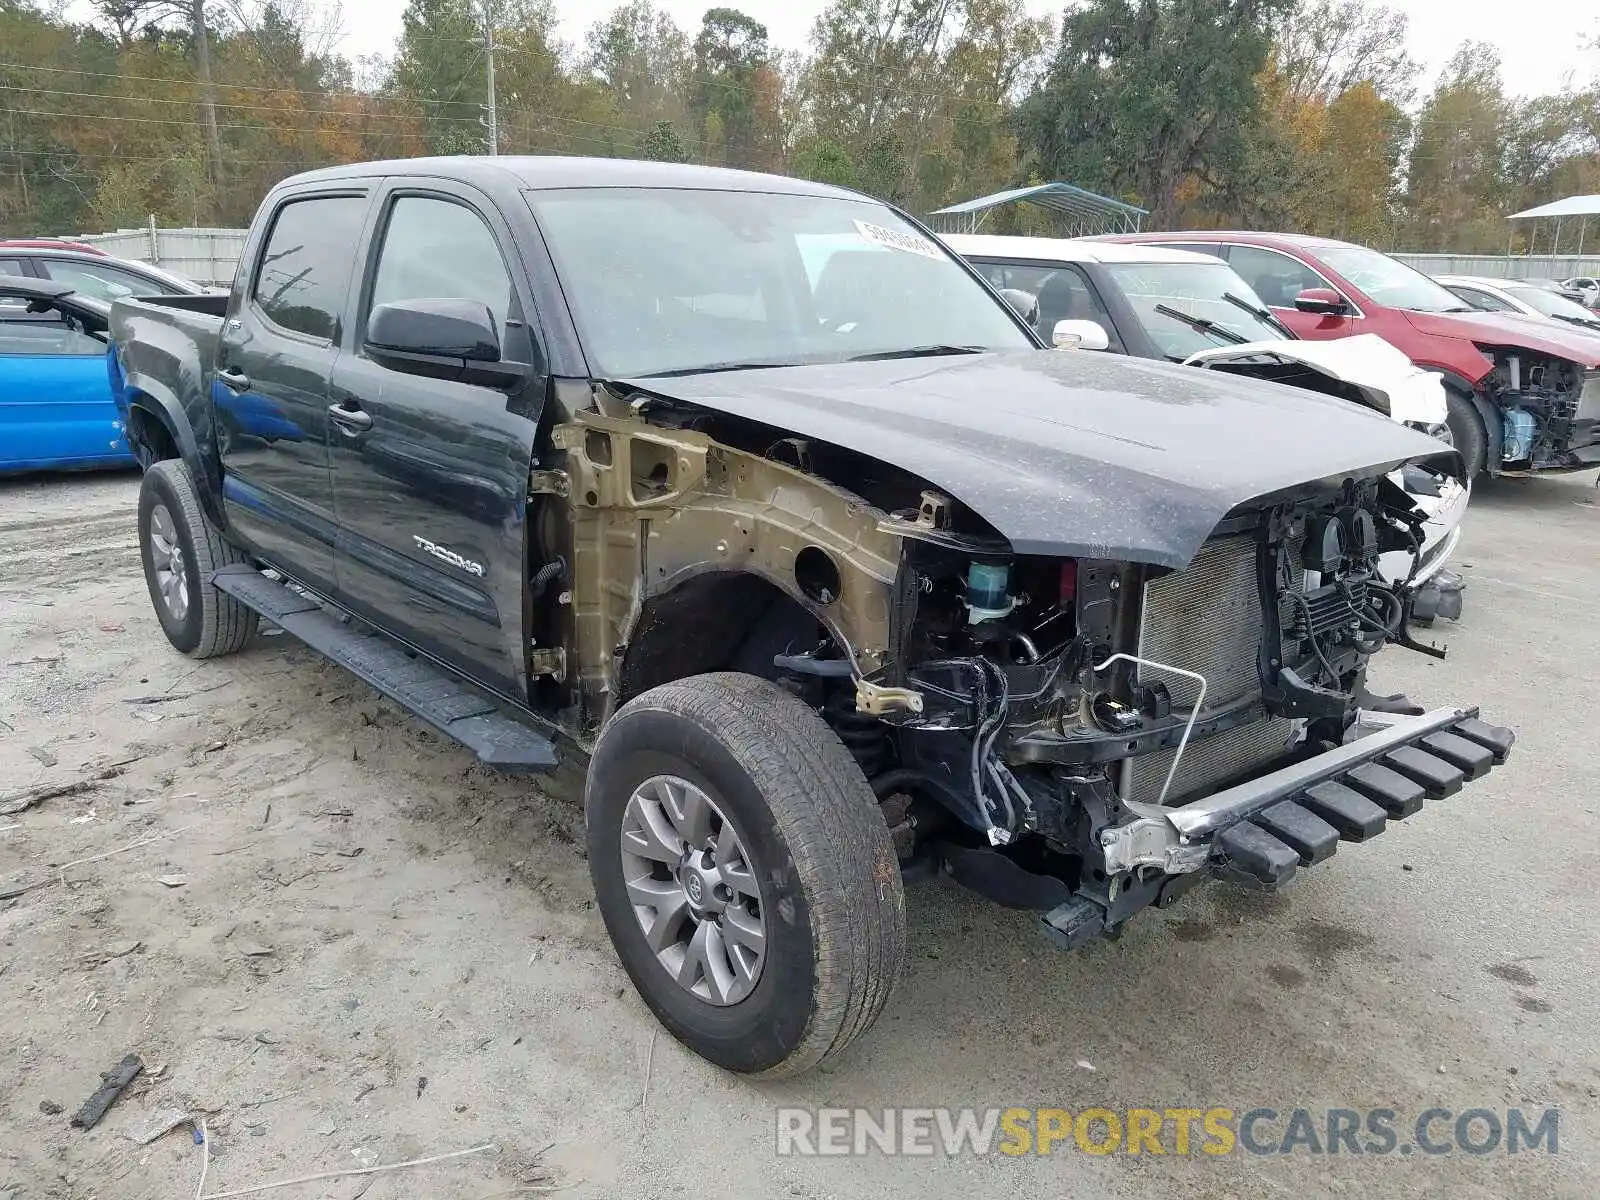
1435;274;1600;333
949;234;1468;618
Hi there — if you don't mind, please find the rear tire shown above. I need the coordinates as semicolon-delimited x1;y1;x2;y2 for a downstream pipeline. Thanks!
138;460;258;658
585;672;905;1077
1444;390;1487;479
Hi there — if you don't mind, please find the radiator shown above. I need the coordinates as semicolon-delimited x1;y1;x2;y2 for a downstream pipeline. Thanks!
1125;534;1297;805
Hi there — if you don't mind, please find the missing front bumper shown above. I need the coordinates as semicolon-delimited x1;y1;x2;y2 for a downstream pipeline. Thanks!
1041;706;1513;948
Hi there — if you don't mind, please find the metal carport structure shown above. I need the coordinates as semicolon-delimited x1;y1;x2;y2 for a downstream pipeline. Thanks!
927;183;1146;237
1508;195;1600;257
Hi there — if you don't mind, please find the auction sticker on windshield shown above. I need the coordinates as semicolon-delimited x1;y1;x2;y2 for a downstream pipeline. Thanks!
854;219;943;260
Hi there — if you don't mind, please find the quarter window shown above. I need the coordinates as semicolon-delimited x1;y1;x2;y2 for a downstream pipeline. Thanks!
253;195;368;339
369;196;515;341
1226;246;1329;309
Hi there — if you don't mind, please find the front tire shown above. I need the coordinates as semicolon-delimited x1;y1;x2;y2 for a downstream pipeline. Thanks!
1444;390;1487;479
585;672;906;1077
138;460;258;658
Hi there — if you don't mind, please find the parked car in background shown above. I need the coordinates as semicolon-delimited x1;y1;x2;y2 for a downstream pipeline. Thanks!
0;239;208;303
950;234;1467;622
1102;231;1600;478
1561;277;1600;309
1436;274;1600;333
0;275;134;475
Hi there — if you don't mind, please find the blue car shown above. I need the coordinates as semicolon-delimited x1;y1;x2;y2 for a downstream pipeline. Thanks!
0;275;133;475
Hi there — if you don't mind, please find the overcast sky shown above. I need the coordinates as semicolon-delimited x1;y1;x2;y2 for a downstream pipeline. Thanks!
320;0;1595;100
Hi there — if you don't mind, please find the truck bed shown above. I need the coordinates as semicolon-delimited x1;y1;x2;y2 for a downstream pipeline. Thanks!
109;293;227;479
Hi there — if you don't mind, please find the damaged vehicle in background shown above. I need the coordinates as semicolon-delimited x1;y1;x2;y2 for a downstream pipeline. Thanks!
1103;231;1600;479
1435;274;1600;334
110;157;1513;1078
953;235;1467;624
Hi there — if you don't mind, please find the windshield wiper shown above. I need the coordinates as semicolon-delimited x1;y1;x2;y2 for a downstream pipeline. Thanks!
847;344;986;362
1153;304;1247;345
635;359;804;379
1550;312;1600;331
1222;291;1292;338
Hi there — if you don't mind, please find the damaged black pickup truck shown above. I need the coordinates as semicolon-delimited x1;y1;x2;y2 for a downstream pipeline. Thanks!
110;157;1513;1078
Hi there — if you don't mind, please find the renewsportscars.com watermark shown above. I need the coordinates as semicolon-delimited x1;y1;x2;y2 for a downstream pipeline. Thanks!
775;1106;1560;1158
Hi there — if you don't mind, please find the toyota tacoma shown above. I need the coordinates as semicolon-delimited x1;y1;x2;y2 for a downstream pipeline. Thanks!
110;157;1513;1078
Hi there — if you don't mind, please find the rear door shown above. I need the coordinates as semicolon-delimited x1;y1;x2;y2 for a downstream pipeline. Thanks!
216;188;373;597
327;182;546;699
0;301;124;472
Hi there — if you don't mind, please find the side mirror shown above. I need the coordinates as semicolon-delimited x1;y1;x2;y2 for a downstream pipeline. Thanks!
1293;287;1350;316
1052;318;1111;351
367;297;501;362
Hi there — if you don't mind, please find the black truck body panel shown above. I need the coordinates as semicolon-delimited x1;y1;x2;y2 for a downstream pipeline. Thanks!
623;350;1451;568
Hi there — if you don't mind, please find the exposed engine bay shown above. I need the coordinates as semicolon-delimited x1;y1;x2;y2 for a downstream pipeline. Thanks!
552;350;1512;949
1477;346;1600;469
767;472;1443;897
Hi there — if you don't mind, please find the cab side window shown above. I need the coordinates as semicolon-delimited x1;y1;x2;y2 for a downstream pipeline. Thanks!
369;196;516;343
252;195;368;340
1226;246;1327;309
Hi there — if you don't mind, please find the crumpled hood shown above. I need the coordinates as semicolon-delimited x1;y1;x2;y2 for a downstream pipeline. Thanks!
622;349;1453;569
1183;333;1447;425
1402;308;1600;365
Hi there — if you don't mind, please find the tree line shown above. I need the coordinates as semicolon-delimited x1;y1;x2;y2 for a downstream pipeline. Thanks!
1;0;1596;252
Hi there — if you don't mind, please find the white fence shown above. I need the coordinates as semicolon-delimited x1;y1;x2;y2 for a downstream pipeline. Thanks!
63;219;247;286
1390;252;1600;280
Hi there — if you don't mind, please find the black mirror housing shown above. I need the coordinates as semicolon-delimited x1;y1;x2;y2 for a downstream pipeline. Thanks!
367;297;502;362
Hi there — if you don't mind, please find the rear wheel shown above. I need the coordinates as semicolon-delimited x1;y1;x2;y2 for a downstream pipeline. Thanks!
138;460;258;658
585;672;905;1077
1444;390;1487;479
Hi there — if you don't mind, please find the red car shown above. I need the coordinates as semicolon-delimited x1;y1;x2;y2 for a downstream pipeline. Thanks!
1101;231;1600;477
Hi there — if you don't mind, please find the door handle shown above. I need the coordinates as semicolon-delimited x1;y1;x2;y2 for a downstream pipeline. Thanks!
218;368;251;392
327;401;373;433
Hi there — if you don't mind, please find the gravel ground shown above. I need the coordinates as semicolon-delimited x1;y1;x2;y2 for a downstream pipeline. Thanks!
0;467;1596;1199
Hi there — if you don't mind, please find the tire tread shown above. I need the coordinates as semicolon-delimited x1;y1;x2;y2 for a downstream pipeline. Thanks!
144;460;258;658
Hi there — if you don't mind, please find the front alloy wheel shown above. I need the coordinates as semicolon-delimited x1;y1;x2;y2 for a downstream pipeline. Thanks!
620;775;767;1006
586;672;906;1077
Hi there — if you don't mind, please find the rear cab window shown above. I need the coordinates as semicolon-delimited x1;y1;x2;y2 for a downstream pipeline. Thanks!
252;195;369;340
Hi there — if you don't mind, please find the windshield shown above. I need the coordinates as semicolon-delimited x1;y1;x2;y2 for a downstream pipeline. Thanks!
1101;262;1287;357
525;188;1033;377
1505;284;1599;323
1315;245;1467;314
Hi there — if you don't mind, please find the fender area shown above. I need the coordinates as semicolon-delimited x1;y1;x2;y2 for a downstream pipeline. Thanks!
1427;367;1502;476
618;571;823;707
120;381;225;526
555;410;903;736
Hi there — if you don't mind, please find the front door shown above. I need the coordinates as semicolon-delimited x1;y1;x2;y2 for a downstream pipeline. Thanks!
327;185;545;699
217;190;372;597
1225;245;1358;341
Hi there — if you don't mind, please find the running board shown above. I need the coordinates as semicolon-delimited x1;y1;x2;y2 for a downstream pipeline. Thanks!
213;566;558;773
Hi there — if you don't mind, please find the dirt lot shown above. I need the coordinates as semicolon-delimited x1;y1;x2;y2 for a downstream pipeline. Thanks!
1;468;1597;1200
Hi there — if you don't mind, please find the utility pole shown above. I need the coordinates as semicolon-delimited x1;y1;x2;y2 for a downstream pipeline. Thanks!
483;0;498;156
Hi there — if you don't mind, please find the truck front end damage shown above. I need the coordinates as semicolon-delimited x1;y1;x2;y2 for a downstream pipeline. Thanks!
1475;346;1600;472
553;353;1512;951
807;480;1512;947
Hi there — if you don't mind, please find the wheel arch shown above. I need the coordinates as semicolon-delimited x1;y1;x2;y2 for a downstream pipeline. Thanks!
616;569;832;713
1425;366;1501;476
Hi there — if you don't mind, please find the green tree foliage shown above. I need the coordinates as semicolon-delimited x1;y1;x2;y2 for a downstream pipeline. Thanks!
1;0;1597;252
640;119;687;161
1016;0;1293;228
